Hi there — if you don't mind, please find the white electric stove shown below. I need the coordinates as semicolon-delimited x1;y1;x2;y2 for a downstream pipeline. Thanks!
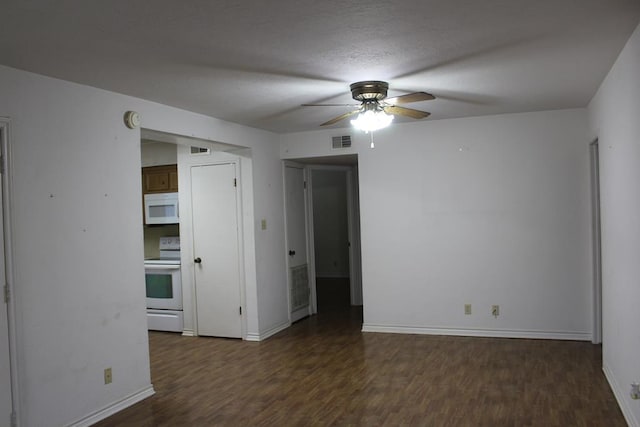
144;236;183;332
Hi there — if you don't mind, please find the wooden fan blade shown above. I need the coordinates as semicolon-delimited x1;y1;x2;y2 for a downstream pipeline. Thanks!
383;105;431;119
321;110;361;126
302;103;360;107
384;92;435;105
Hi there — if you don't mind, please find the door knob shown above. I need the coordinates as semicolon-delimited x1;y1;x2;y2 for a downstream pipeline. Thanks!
194;257;202;264
288;250;296;256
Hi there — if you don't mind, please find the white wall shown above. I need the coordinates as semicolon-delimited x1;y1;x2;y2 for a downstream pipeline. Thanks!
588;21;640;427
282;108;592;340
0;64;286;426
245;142;289;339
140;141;177;167
311;170;349;277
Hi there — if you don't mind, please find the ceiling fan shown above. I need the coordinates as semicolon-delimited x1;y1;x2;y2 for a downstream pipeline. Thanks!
302;81;435;130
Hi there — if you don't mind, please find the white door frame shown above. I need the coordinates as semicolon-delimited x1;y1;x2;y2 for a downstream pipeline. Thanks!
305;164;362;314
347;165;363;307
1;118;19;426
590;139;602;344
282;161;311;322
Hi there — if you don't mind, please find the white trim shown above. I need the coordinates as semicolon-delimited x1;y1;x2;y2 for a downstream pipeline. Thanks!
66;386;155;427
245;321;290;342
345;168;363;306
590;139;602;344
603;363;639;427
282;161;312;323
305;168;318;315
181;328;195;337
361;324;592;341
1;118;20;426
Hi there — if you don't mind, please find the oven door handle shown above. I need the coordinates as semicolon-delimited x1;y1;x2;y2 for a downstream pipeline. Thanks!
144;264;181;270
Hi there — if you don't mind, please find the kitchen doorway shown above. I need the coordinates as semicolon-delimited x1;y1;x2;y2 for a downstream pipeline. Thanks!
139;129;251;339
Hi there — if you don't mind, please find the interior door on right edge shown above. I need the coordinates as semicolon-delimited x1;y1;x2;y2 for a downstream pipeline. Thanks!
191;163;242;338
285;164;310;322
0;130;13;425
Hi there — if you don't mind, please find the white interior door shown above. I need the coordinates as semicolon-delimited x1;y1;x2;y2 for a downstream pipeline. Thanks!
191;163;242;338
0;126;13;425
285;164;310;322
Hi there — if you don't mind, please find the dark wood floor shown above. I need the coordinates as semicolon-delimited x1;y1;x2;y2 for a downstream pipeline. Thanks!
95;293;625;426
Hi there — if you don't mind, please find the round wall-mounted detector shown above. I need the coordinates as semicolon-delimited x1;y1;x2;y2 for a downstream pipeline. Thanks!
124;111;141;129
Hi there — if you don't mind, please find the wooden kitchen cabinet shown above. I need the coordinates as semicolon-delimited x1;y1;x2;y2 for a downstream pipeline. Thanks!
142;164;178;194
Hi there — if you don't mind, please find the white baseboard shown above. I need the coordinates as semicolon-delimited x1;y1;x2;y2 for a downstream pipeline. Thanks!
67;385;155;427
245;321;291;342
604;363;639;427
245;332;261;341
361;323;591;341
181;328;195;337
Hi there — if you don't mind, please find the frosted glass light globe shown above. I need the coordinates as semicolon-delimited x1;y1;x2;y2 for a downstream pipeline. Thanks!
351;110;394;132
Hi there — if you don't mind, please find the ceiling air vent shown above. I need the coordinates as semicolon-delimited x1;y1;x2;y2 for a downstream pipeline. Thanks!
332;135;352;149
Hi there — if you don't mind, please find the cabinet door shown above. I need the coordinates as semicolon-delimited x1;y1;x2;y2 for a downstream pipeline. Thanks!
142;165;178;194
169;170;179;192
145;171;170;192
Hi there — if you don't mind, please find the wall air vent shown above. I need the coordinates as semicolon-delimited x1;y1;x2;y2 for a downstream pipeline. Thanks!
290;264;309;311
332;135;352;149
190;146;211;155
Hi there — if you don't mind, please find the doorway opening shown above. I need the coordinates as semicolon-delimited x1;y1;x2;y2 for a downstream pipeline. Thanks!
139;129;253;340
310;168;356;313
284;155;363;323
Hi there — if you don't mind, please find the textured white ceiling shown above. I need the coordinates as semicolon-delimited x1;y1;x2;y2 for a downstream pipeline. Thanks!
1;0;639;133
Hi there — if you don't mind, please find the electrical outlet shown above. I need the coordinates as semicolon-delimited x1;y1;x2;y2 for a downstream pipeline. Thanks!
464;304;472;315
631;383;640;399
261;219;267;230
492;305;500;318
104;368;112;384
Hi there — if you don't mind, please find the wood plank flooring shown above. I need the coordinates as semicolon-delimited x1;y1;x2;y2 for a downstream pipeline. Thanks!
95;306;625;426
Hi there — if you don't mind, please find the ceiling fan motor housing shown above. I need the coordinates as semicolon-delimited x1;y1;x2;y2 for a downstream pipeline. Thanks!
350;80;389;101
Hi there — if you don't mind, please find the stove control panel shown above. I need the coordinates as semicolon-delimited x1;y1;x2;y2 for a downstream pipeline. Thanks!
159;236;180;250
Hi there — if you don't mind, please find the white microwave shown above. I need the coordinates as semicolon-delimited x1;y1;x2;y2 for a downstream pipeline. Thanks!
144;192;179;224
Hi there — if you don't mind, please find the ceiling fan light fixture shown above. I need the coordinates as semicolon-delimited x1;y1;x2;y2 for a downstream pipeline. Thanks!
307;80;433;129
351;110;394;133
